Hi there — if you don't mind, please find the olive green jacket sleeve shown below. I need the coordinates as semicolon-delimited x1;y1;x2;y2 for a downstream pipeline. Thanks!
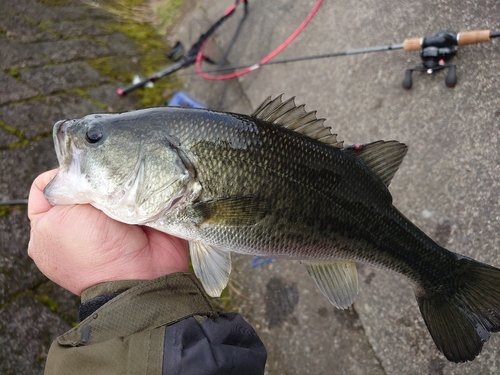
44;272;217;375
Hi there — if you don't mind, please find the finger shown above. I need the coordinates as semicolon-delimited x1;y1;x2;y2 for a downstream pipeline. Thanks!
28;169;59;222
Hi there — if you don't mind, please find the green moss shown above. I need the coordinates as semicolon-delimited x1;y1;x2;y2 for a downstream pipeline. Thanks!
156;0;185;35
87;56;135;84
34;0;71;6
34;293;60;313
0;207;9;218
89;2;184;107
6;67;20;79
0;120;25;140
108;22;165;49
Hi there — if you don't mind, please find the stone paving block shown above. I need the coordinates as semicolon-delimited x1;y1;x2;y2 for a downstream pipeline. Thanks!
86;83;139;112
35;39;111;63
0;128;19;148
35;282;80;325
43;20;112;38
3;0;58;22
97;33;140;56
0;36;49;69
0;93;103;139
0;71;38;105
0;99;65;139
48;4;112;22
50;92;105;119
0;296;71;375
19;61;106;95
0;14;59;43
0;138;57;202
0;210;43;306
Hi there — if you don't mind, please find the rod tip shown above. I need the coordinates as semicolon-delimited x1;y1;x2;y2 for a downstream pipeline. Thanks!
117;88;124;96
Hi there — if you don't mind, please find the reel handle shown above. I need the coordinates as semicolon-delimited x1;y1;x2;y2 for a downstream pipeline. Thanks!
403;30;492;51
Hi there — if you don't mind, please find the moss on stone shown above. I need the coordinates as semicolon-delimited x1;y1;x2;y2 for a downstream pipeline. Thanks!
34;0;72;6
6;67;20;79
155;0;185;35
0;120;25;140
84;2;184;107
34;293;61;314
0;207;9;218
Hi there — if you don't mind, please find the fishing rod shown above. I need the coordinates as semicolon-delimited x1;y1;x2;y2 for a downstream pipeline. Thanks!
117;0;323;95
196;29;500;89
119;27;499;93
0;199;28;206
117;0;249;96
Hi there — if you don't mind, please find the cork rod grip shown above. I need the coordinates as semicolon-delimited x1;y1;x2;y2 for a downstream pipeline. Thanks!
403;37;422;51
457;30;491;45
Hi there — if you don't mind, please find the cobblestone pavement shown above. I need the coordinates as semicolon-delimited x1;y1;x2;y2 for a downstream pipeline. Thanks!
0;1;175;373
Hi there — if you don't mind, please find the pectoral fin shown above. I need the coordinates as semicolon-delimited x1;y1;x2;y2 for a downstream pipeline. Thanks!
192;196;270;226
189;242;232;297
304;261;359;309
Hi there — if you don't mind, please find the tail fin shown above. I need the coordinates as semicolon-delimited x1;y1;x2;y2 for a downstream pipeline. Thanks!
415;256;500;362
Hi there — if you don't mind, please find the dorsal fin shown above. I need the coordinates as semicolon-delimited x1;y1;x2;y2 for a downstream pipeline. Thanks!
251;95;344;149
343;141;408;186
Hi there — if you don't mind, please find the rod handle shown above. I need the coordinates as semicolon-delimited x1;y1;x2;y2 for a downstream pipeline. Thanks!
403;37;422;51
117;78;154;96
457;30;491;45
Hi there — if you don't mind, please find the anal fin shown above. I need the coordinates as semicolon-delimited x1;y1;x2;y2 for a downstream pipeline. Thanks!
304;261;359;310
190;242;231;297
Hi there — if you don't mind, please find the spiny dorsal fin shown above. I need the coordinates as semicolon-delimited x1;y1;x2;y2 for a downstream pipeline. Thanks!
251;95;344;149
343;141;408;186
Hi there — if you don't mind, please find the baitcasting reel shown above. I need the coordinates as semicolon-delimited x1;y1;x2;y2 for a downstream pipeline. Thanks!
401;30;494;89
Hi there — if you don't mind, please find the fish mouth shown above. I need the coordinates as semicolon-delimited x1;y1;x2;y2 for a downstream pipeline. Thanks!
53;119;73;165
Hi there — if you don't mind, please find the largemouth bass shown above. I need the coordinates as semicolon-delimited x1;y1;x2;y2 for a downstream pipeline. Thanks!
44;95;500;363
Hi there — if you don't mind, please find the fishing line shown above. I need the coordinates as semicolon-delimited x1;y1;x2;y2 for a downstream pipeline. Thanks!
195;0;323;80
117;0;324;94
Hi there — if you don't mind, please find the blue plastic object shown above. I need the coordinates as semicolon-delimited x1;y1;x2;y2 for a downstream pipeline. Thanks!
251;256;274;267
167;91;206;108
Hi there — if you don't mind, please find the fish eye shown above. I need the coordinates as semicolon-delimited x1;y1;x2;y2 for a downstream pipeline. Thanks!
85;126;103;144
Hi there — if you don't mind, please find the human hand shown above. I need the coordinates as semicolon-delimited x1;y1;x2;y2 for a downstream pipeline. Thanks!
27;169;189;296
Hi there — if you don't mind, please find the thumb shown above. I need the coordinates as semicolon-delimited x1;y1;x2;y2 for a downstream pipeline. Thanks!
28;169;59;223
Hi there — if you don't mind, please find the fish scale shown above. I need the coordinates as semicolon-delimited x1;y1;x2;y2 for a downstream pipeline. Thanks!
44;95;500;363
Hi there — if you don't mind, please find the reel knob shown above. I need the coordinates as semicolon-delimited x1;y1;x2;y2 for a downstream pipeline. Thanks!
445;65;457;87
402;70;413;90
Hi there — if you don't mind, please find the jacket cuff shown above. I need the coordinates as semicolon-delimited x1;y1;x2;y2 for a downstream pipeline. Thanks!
81;279;153;303
58;272;217;346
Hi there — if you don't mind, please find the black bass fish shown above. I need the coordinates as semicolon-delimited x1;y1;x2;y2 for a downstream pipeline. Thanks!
44;95;500;363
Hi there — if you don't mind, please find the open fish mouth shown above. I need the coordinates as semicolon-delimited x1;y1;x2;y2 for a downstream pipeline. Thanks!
53;119;72;165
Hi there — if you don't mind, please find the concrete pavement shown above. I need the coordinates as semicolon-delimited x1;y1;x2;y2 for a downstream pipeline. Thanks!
175;0;500;374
